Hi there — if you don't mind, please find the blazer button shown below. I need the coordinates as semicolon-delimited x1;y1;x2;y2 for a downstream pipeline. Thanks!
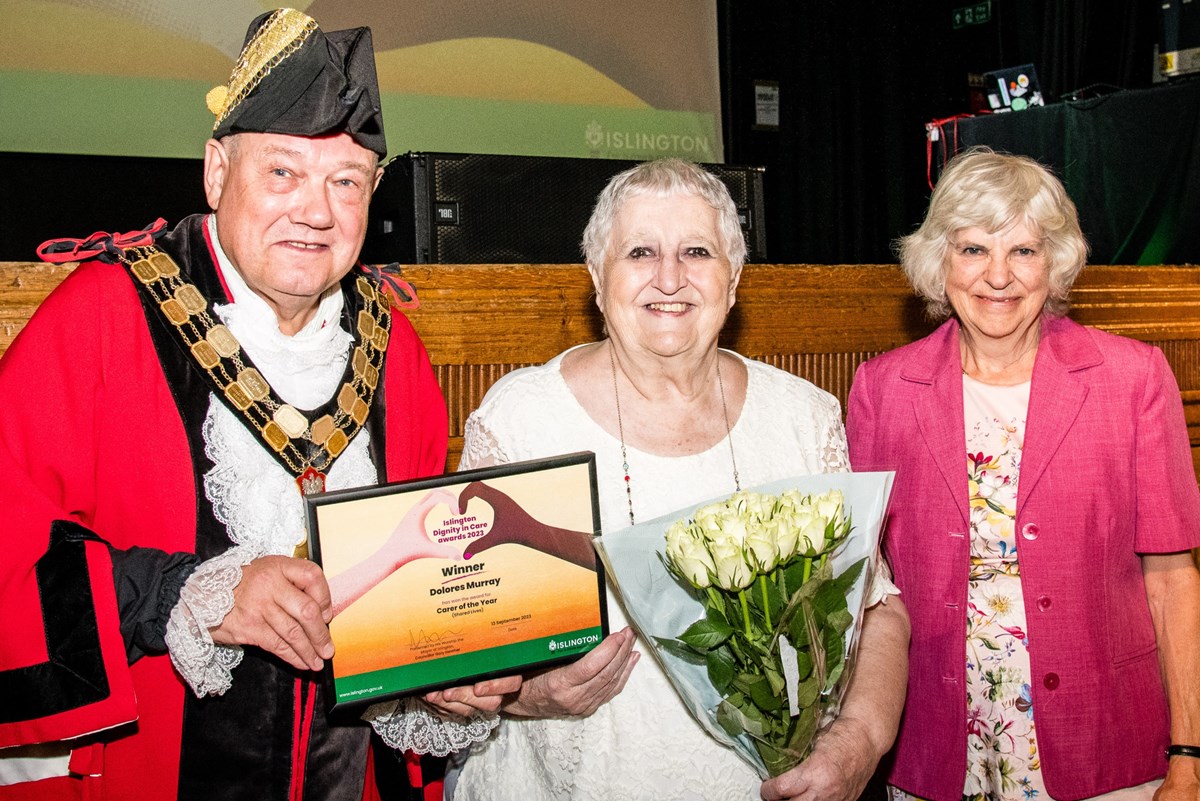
1036;595;1051;611
1021;523;1040;540
1043;672;1060;690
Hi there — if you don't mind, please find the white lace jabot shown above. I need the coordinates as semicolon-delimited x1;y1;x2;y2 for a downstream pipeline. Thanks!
165;223;497;756
165;216;376;696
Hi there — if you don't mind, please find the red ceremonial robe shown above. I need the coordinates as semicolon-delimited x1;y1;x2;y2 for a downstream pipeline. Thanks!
0;215;448;800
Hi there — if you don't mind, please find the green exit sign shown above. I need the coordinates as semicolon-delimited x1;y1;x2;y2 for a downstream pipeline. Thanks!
952;1;992;28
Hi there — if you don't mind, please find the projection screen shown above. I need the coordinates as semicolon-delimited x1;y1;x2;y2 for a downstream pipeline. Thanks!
0;0;724;162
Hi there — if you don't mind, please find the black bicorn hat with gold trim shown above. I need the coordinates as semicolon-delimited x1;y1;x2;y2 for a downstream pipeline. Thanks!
206;8;386;157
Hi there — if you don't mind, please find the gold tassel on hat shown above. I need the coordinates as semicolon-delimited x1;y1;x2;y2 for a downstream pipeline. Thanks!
206;85;229;116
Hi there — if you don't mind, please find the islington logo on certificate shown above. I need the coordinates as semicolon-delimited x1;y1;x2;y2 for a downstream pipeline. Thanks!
304;451;608;712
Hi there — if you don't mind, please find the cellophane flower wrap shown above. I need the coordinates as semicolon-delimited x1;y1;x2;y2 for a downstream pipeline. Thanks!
594;472;894;779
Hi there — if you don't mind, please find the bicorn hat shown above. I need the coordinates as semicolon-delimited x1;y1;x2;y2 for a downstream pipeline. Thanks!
206;8;386;157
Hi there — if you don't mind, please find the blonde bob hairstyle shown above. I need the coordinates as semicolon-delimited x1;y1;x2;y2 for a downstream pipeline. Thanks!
898;147;1089;320
581;158;747;274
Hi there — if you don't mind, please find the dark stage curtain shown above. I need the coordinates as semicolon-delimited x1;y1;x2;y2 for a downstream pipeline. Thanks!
941;80;1200;265
1039;0;1158;100
718;0;1163;265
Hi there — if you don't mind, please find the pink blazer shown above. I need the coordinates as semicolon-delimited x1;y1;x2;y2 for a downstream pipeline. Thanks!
848;316;1200;801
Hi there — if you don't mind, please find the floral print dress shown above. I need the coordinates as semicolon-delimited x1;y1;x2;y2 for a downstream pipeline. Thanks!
893;377;1043;801
960;376;1045;801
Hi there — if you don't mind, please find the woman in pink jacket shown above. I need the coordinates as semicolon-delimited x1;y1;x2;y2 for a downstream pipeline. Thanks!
848;148;1200;801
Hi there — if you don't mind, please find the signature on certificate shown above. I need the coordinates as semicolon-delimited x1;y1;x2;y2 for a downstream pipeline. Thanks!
408;628;465;648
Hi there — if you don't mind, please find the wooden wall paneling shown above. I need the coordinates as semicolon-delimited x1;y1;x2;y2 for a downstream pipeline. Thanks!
0;262;76;354
1;261;1197;481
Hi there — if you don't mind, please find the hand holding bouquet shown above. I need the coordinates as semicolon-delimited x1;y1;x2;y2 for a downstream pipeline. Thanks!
658;489;865;776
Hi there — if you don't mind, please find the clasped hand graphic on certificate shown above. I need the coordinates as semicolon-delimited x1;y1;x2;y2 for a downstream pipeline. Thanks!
458;481;597;571
328;481;595;617
328;488;461;616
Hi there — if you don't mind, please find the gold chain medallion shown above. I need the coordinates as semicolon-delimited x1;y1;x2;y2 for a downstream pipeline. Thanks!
123;245;390;495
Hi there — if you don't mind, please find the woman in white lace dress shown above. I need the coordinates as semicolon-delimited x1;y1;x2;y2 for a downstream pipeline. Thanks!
847;149;1200;801
442;159;911;801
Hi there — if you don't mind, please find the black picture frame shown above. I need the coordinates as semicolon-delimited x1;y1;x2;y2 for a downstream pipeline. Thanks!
304;452;607;714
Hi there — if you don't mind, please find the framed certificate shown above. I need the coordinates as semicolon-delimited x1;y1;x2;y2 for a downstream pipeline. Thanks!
304;452;607;713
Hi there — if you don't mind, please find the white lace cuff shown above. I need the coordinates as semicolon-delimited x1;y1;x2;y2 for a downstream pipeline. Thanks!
165;546;254;697
365;697;500;757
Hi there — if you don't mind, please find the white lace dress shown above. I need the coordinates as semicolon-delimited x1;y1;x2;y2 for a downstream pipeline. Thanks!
450;346;853;801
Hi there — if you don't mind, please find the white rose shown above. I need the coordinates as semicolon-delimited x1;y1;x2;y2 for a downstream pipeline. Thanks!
770;517;801;562
745;524;779;572
813;490;845;524
778;489;806;511
710;540;755;590
694;503;724;533
665;520;690;556
791;509;814;532
675;535;716;588
666;521;718;588
733;491;772;520
799;514;827;553
715;509;749;544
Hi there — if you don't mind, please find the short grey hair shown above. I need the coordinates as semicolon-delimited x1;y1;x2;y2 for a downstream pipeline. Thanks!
581;158;747;272
898;147;1089;319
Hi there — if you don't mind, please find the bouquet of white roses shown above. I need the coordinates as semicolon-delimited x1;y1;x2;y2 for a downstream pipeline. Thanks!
659;488;862;776
594;473;893;780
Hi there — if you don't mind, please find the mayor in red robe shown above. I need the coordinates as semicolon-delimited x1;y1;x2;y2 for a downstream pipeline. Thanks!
0;8;482;800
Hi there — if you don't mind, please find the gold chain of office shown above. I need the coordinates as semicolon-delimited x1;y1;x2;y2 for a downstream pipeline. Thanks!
121;246;390;493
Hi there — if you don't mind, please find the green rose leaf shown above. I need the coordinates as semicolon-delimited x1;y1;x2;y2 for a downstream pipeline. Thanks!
716;695;748;737
732;671;758;695
833;557;866;591
755;738;802;778
825;608;853;636
736;697;770;737
778;563;832;633
704;596;734;629
652;636;706;665
785;702;819;756
680;617;734;652
786;600;814;647
745;673;784;712
795;674;820;709
826;660;846;688
779;561;804;597
762;663;786;696
717;695;768;738
812;558;866;619
706;646;737;692
823;627;847;683
793;648;813;681
757;574;785;621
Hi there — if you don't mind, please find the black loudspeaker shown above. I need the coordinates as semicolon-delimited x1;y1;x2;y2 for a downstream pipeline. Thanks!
361;152;766;265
